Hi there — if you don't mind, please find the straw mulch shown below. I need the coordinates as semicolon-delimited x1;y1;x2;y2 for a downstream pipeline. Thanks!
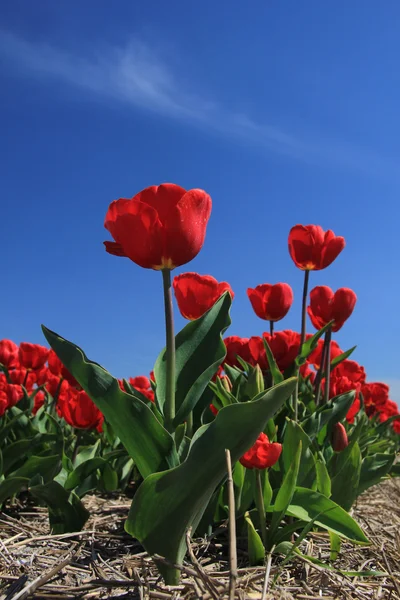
0;478;399;600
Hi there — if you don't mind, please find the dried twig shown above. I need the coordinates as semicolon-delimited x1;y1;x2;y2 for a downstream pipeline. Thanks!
225;448;237;600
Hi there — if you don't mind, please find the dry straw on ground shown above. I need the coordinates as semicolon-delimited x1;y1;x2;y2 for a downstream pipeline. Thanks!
0;478;399;600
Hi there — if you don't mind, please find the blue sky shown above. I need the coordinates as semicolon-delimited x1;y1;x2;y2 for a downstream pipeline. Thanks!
1;1;399;404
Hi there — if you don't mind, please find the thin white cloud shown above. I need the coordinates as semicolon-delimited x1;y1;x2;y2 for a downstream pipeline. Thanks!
0;30;398;176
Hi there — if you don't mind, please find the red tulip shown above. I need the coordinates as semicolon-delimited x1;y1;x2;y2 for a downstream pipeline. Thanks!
33;391;46;415
247;336;268;370
0;339;19;368
128;376;154;402
307;286;356;332
104;184;212;270
173;273;234;320
223;336;251;368
346;398;360;424
331;422;348;452
240;432;282;469
209;403;218;416
19;343;49;371
6;383;24;407
288;225;345;271
9;367;36;390
361;382;390;414
0;390;8;417
57;386;103;430
247;283;293;322
262;330;301;372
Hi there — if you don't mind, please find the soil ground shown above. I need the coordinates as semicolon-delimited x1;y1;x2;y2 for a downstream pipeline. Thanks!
0;478;399;600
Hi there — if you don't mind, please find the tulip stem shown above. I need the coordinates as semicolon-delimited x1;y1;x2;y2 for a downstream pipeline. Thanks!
162;269;176;432
314;341;328;406
323;327;332;405
255;470;267;549
186;412;193;438
269;321;274;337
300;269;310;349
294;269;310;422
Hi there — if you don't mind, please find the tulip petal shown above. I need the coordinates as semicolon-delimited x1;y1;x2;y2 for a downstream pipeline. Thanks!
321;236;346;269
105;198;164;269
103;241;127;257
163;189;212;268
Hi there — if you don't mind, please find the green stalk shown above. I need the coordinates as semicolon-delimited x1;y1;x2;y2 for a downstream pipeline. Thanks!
186;412;193;438
314;337;328;407
294;269;310;422
255;470;267;548
269;321;274;337
161;269;176;432
323;326;332;405
300;269;310;348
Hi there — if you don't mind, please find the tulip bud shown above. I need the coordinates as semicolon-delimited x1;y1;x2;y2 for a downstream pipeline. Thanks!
220;375;233;392
331;422;349;452
244;364;265;399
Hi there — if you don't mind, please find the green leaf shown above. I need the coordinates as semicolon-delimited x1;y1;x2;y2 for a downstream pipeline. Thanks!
282;420;315;487
262;339;284;384
330;347;356;370
285;487;369;544
390;463;400;477
42;326;177;478
244;511;265;565
154;293;232;428
30;481;90;533
329;531;341;561
296;322;334;366
10;455;61;482
357;453;395;496
64;457;107;491
126;377;297;584
330;442;362;511
0;477;29;506
315;458;331;498
268;441;302;545
101;463;119;492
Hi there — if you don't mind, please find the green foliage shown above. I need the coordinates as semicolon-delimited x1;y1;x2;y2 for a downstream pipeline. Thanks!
125;378;297;584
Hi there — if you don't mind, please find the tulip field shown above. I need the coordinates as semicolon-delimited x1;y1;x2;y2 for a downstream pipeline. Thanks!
1;183;399;599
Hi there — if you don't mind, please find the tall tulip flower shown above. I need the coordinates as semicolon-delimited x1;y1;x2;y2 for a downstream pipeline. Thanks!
288;225;345;272
173;273;234;320
104;183;212;433
288;224;345;419
307;286;357;332
104;184;212;271
247;283;293;335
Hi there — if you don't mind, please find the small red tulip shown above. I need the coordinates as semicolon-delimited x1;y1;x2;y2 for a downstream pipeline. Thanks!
331;422;349;452
33;391;46;415
57;386;103;430
104;184;212;270
223;336;251;368
307;286;357;332
19;343;49;371
346;398;361;424
0;390;8;417
288;225;345;271
173;273;234;320
240;432;282;469
361;382;390;416
247;283;293;322
0;339;19;368
128;376;154;402
262;330;301;372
